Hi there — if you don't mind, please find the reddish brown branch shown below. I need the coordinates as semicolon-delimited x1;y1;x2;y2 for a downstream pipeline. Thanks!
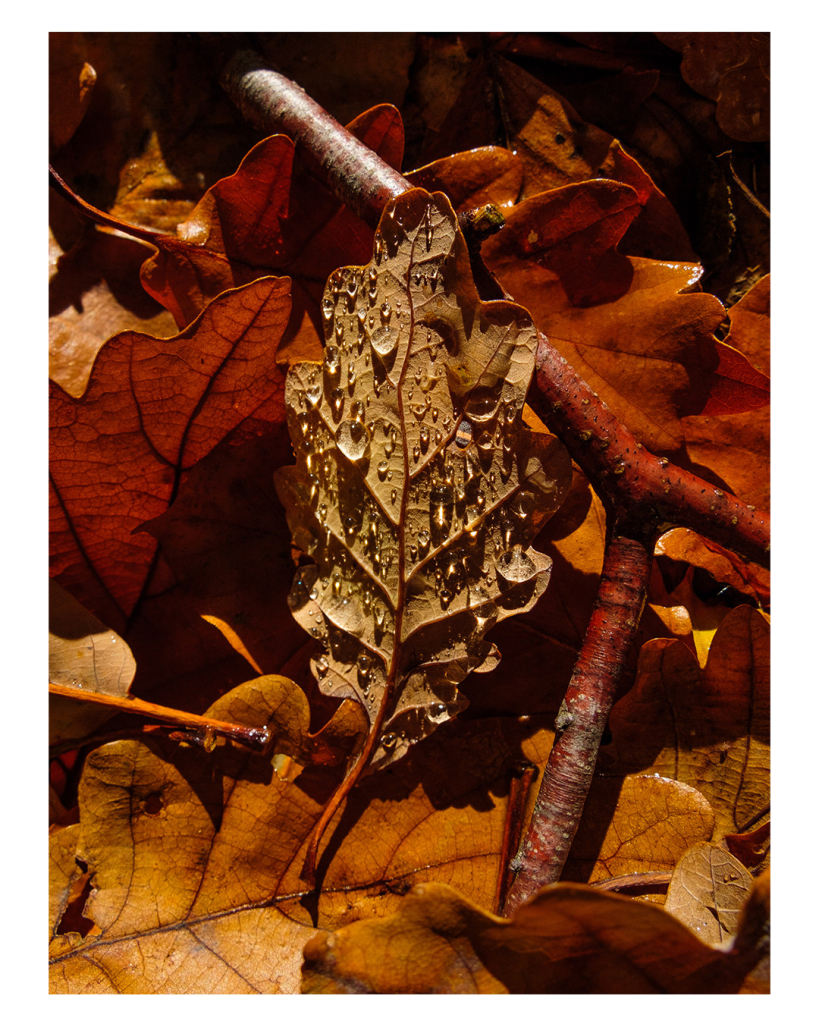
220;51;409;229
502;534;652;914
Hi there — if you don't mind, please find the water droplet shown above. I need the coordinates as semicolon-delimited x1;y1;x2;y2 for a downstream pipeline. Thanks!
464;388;500;425
346;274;358;300
380;300;391;325
413;444;420;461
428;702;447;722
315;656;329;679
351;400;365;422
318;503;327;522
330;388;345;419
418;529;431;557
391;489;397;503
496;544;538;585
357;652;373;687
476;431;494;452
332;572;342;597
430;482;454;544
377;459;388;480
381;732;397;751
344;516;356;538
419;425;430;452
336;419;370;461
348;365;357;387
409;544;418;560
371;326;398;357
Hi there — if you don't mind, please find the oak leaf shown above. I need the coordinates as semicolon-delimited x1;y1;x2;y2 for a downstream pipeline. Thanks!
301;878;766;993
600;606;770;840
48;672;560;992
49;278;291;638
482;181;727;454
275;187;572;771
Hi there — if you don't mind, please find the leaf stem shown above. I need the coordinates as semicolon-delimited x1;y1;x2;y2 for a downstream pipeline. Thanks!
48;682;270;751
301;674;393;888
503;533;652;914
49;165;164;245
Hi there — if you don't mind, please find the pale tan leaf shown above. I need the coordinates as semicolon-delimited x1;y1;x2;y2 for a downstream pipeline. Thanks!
664;842;754;946
275;188;572;770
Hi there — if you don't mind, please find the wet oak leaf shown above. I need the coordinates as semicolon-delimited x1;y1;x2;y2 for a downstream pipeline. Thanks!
49;580;136;746
301;879;765;993
483;184;726;454
275;187;572;771
600;606;769;841
49;277;292;635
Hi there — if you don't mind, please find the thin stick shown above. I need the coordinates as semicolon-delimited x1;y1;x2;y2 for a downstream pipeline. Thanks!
503;533;652;914
49;683;270;751
49;165;164;245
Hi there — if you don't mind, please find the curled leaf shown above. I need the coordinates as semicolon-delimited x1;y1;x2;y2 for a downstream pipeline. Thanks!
276;188;571;771
301;879;766;993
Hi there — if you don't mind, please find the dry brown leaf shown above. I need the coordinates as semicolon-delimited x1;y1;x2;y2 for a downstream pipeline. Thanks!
664;842;754;945
600;606;769;840
565;775;715;883
301;878;766;993
275;187;572;770
49;580;136;746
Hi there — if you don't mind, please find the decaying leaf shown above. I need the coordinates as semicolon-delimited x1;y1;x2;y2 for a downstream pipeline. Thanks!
275;188;572;771
301;878;767;994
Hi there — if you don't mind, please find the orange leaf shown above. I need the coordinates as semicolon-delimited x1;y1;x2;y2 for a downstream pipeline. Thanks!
49;278;291;635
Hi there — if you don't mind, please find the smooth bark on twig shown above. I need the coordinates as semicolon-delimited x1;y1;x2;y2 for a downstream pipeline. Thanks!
220;51;409;229
503;534;652;914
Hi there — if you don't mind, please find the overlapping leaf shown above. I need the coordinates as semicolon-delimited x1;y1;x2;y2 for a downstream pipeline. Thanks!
49;277;291;685
301;878;767;993
482;181;727;455
275;188;571;769
600;606;770;840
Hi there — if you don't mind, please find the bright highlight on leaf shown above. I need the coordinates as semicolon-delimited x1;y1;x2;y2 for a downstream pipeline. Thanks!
276;188;571;771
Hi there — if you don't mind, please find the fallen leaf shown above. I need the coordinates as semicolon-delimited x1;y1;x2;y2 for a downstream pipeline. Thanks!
564;775;715;884
428;53;696;261
483;184;726;454
664;842;754;945
140;106;404;332
655;527;770;604
50;277;291;636
49;227;178;398
722;273;770;375
723;821;770;873
657;33;770;142
275;187;572;770
49;672;558;992
600;606;769;840
301;878;766;993
700;342;769;416
49;580;136;746
681;408;770;511
406;146;524;212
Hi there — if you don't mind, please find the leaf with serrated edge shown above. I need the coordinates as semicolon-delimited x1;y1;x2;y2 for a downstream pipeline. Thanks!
275;188;571;773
